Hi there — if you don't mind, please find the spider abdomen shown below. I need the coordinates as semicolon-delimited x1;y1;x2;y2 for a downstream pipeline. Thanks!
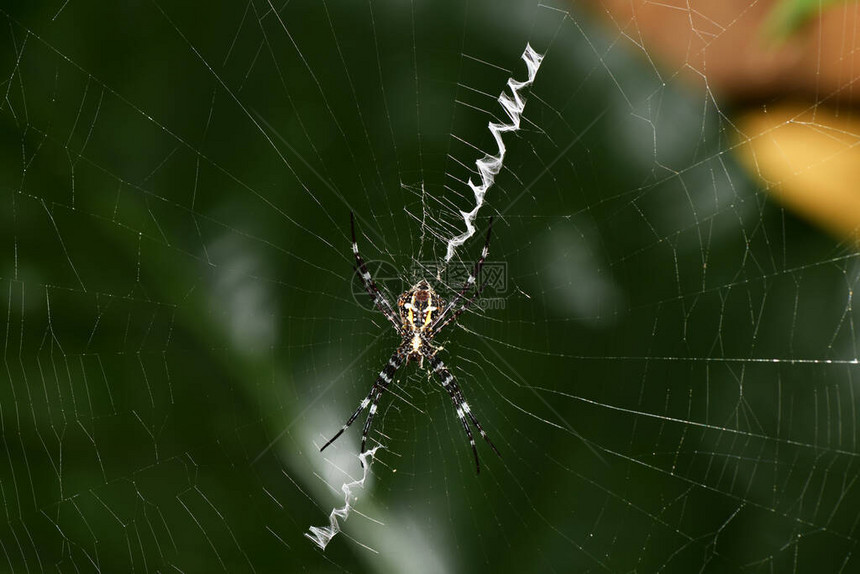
397;279;443;334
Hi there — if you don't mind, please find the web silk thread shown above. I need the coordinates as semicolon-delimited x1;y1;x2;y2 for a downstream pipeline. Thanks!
306;447;380;550
444;43;544;262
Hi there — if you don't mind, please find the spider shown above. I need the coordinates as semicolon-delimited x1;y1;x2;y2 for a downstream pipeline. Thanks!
319;213;501;473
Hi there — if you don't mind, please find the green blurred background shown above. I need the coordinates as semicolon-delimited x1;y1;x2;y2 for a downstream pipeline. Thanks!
1;1;859;572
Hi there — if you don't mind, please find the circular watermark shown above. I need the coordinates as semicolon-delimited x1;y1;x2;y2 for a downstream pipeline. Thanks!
350;259;509;313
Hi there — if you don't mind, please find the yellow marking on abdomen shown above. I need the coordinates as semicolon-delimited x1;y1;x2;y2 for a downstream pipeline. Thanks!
421;293;434;330
408;293;417;329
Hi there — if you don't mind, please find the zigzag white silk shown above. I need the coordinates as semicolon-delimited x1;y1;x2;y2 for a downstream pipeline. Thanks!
444;43;544;262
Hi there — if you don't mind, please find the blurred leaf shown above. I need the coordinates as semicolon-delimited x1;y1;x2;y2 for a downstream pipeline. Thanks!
764;0;853;44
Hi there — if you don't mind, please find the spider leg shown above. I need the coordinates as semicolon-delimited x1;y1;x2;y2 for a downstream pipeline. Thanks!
431;275;488;335
359;387;384;456
319;347;405;456
430;217;493;335
351;212;400;329
428;353;500;474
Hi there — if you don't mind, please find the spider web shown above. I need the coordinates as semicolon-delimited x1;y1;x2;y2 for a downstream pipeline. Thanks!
1;0;859;572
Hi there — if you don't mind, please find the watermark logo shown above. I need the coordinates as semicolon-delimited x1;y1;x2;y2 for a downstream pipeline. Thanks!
351;260;507;311
417;261;507;294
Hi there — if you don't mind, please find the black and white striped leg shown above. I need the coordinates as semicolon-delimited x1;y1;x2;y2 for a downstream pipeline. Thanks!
351;212;400;329
320;348;405;456
433;279;488;335
428;354;500;473
359;388;383;457
430;217;493;335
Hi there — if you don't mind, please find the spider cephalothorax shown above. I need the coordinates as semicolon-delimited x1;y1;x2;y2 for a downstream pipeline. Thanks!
319;213;500;473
